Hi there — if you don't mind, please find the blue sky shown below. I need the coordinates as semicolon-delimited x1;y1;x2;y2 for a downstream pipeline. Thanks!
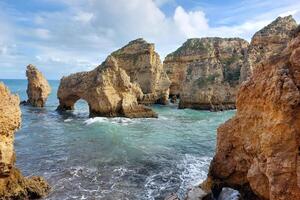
0;0;299;80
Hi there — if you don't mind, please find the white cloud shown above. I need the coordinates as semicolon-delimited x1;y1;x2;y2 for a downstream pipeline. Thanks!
0;0;299;79
174;6;209;38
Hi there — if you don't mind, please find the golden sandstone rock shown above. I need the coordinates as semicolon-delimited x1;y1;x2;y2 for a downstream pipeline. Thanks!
26;64;51;107
57;56;157;118
112;38;171;105
206;25;300;200
0;83;50;199
240;15;298;82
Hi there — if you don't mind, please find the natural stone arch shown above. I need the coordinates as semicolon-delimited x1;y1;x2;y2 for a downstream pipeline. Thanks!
57;56;157;118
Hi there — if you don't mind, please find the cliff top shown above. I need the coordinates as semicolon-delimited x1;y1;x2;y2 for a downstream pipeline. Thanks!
252;15;297;39
166;37;248;58
112;38;154;56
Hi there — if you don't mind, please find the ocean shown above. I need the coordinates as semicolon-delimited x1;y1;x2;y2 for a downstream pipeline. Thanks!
1;79;235;200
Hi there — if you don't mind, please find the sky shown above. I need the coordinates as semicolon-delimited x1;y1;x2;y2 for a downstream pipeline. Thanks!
0;0;299;80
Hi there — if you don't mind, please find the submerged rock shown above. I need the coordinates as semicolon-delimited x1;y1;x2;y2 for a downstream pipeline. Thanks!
57;56;157;118
0;82;50;199
26;64;51;107
165;37;248;110
205;25;300;199
240;15;298;82
112;38;171;105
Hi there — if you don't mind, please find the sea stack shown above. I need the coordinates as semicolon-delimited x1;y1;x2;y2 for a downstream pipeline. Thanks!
26;64;51;107
240;15;298;82
57;56;157;118
164;37;248;111
0;82;50;199
204;25;300;199
111;38;171;105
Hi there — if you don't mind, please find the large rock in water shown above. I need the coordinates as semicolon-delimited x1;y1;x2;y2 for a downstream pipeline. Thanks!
26;64;51;107
111;38;171;105
205;25;300;199
240;15;298;82
57;56;157;118
164;37;248;110
0;82;50;199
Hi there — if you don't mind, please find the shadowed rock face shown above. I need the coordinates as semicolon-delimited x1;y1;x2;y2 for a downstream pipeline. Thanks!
240;15;298;82
206;26;300;200
0;82;50;199
111;38;171;105
26;64;51;107
57;56;157;118
165;37;248;111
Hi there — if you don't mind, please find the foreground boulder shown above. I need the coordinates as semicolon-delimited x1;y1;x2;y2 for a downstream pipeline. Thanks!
57;56;157;118
0;82;50;199
205;26;300;199
240;15;298;81
164;37;248;110
112;38;171;105
26;64;51;107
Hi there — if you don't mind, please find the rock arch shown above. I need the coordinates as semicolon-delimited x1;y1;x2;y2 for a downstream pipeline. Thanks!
57;56;157;118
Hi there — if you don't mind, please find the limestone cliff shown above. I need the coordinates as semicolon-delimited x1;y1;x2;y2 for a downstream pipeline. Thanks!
206;26;300;200
26;64;51;107
240;15;298;82
0;82;50;199
111;38;171;105
165;37;248;110
57;56;157;118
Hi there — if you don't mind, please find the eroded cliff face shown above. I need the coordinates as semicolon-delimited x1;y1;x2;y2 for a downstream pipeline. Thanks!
206;26;300;200
112;38;171;105
166;38;248;110
0;83;50;199
240;15;298;82
26;64;51;107
57;56;157;118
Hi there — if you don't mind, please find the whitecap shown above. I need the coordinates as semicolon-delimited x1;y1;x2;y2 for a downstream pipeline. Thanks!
84;117;138;126
177;154;212;197
64;118;73;122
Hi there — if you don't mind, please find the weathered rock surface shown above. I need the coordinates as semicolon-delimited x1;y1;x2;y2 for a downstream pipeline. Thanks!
166;38;248;110
206;25;300;200
112;38;171;105
240;15;298;82
57;56;157;118
26;64;51;107
0;82;50;199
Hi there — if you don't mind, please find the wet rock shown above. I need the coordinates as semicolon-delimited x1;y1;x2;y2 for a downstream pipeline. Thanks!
0;82;50;199
218;188;241;200
57;56;157;118
26;64;51;107
185;186;211;200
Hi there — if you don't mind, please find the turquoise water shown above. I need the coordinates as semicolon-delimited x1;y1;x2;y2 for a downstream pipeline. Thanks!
1;79;235;200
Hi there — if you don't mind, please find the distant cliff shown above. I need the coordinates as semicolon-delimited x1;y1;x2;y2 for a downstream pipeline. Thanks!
164;37;248;110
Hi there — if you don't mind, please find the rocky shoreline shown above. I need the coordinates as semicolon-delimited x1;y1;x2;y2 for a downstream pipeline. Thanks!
1;14;299;200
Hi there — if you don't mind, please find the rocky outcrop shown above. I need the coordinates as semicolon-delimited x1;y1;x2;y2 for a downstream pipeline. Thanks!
240;15;298;82
57;56;157;118
166;38;248;110
26;64;51;107
205;25;300;199
111;38;171;105
0;82;50;199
